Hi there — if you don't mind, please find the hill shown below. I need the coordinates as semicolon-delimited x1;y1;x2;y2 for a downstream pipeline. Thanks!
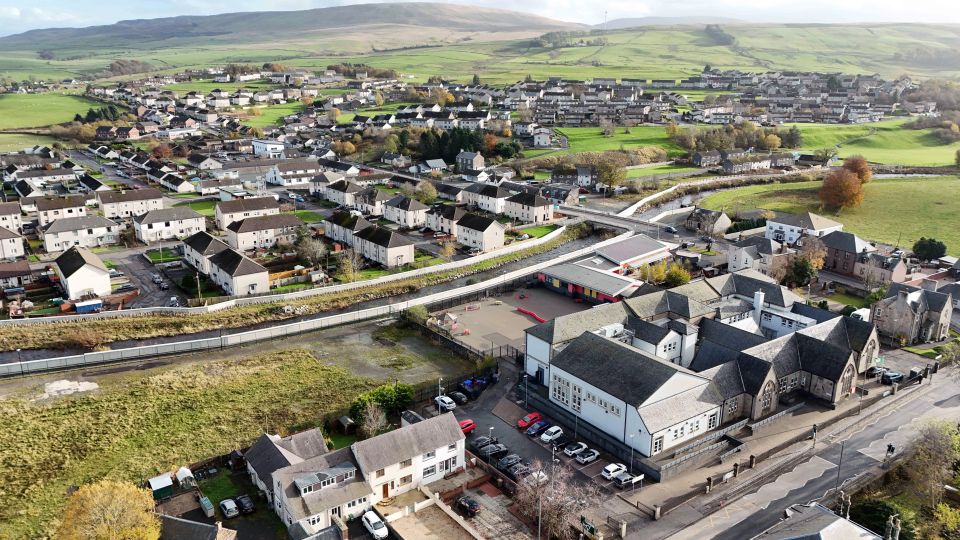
597;16;744;29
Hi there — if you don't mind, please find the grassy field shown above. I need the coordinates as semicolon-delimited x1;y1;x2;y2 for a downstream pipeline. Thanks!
0;93;105;129
0;133;59;152
556;126;684;157
239;102;305;128
175;199;217;216
794;119;960;166
626;164;702;178
699;176;960;253
162;80;274;94
521;224;560;238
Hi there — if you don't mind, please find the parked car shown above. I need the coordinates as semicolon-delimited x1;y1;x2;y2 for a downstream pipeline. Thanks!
563;442;588;457
116;283;135;292
540;426;564;443
167;296;181;307
456;495;481;517
362;511;389;539
435;395;456;412
517;412;543;429
507;463;532;481
151;274;163;284
614;472;642;489
497;454;523;471
664;226;678;234
219;499;239;519
234;494;255;514
552;435;573;449
449;391;469;405
525;420;550;436
471;436;496;452
575;449;600;465
478;443;509;459
866;366;888;378
459;419;476;435
602;463;627;480
881;371;905;385
158;281;169;290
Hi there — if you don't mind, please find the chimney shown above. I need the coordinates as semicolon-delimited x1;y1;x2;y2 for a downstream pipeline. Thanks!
920;279;937;291
753;290;765;322
897;289;910;302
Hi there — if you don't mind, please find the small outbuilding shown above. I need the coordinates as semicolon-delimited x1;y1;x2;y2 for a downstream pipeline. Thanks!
148;474;174;501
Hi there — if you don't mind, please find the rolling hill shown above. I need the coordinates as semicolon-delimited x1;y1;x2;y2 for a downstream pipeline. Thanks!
597;16;744;29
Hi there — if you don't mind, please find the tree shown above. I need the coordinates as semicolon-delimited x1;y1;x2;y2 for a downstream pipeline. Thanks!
416;182;437;204
912;237;947;261
849;499;916;540
296;236;328;267
819;169;864;210
332;141;356;156
512;461;600;540
326;107;341;122
814;147;838;164
797;236;827;271
406;304;429;325
440;241;456;258
301;95;314;107
383;134;400;154
940;341;960;367
151;143;172;159
786;257;818;286
842;155;872;185
596;161;626;193
909;421;960;508
762;133;782;150
472;73;481;85
359;402;389;439
935;503;960;533
59;480;160;540
374;91;384;107
664;263;692;287
955;148;960;168
335;249;363;282
482;133;498;156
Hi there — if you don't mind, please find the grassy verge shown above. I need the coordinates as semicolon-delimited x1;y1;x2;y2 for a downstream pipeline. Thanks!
0;224;591;351
145;248;182;263
0;349;378;538
826;292;870;308
521;224;560;238
175;199;217;216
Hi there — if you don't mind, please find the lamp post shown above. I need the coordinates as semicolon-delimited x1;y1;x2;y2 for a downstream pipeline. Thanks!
629;434;635;474
487;426;495;465
16;348;23;377
218;325;224;351
523;374;528;408
834;439;846;492
438;377;443;400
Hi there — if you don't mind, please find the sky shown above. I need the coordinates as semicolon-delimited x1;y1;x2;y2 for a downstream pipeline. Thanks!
0;0;959;35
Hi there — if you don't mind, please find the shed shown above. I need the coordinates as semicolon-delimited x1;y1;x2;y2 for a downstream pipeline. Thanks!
175;466;196;489
148;474;174;501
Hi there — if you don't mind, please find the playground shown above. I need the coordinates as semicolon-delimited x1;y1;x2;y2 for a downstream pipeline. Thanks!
430;286;590;352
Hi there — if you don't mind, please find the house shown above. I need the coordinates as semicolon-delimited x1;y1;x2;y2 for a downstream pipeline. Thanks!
308;171;345;198
0;202;23;234
324;211;372;246
0;227;25;260
35;195;88;227
354;188;392;216
266;159;322;187
252;139;286;158
134;208;205;244
54;247;111;300
187;154;223;170
182;231;229;275
158;514;238;540
765;212;843;245
0;260;33;288
753;503;881;540
425;205;465;236
455;150;485;172
43;216;119;253
463;183;511;214
821;230;876;276
383;195;429;229
245;429;329;504
353;226;415;268
727;237;793;277
77;174;110;193
455;213;505;252
215;197;281;230
533;127;553;147
692;150;722;167
854;253;908;286
381;152;412;169
324;180;363;207
538;184;579;207
873;282;952;345
435;183;463;203
208;248;270;296
226;214;303;251
684;207;732;236
97;188;165;219
504;192;553;223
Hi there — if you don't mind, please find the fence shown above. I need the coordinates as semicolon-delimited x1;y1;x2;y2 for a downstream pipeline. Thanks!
0;231;635;377
0;225;571;326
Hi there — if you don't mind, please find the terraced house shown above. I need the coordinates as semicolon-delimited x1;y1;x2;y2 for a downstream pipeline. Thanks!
215;196;280;230
133;207;205;243
226;214;303;251
97;188;165;219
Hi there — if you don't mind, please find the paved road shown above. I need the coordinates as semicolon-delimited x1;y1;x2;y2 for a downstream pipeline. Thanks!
667;374;960;539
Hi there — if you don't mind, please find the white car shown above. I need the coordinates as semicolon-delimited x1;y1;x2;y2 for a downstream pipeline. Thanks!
435;395;456;412
575;449;600;465
602;463;627;480
563;441;588;457
219;499;239;519
362;510;389;539
540;426;564;443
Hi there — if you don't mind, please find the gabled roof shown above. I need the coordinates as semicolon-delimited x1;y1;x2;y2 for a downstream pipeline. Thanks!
325;210;371;231
506;192;550;207
353;226;414;248
385;195;429;212
45;215;117;233
351;413;463;474
623;290;714;320
183;231;229;257
98;188;164;204
542;263;641;298
216;197;279;214
464;183;510;198
245;430;328;492
226;214;302;233
885;282;951;313
35;194;87;211
135;207;203;225
159;514;237;540
0;226;19;240
820;230;875;254
768;211;842;231
732;236;786;257
326;180;362;194
209;248;267;277
428;205;466;221
456;213;499;232
55;246;107;278
595;234;668;265
0;202;20;216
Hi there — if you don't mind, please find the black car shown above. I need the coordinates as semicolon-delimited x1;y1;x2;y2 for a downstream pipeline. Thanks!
478;443;508;459
881;371;904;385
551;435;573;449
449;391;469;405
664;226;678;234
507;463;532;481
865;366;888;378
497;454;523;471
457;495;481;517
471;436;496;452
234;494;255;515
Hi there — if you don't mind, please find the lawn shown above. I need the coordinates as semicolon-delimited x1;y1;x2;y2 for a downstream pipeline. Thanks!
240;102;305;128
0;350;378;538
793;119;960;166
522;224;560;238
327;432;358;450
292;209;324;222
0;133;60;152
175;199;217;216
699;176;960;254
626;164;702;178
557;126;684;157
0;93;106;129
145;247;183;263
826;292;870;309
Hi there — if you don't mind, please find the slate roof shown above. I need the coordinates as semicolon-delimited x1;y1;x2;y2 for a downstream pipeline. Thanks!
595;234;668;265
698;359;746;399
159;514;237;540
820;230;875;254
435;183;463;197
703;270;803;307
244;430;329;491
626;317;672;344
325;210;371;232
456;213;499;232
55;246;107;278
464;183;511;198
275;158;320;173
641;384;723;433
97;188;163;204
753;503;881;539
35;194;87;211
183;231;229;257
209;248;267;277
732;236;785;257
135;207;203;225
428;205;466;221
885;282;951;313
0;260;30;279
385;195;429;211
326;180;363;194
506;192;550;207
353;226;414;248
623;290;714;320
45;215;116;233
542;263;641;297
0;226;19;240
351;413;463;474
216;197;279;214
769;211;841;231
274;447;367;523
0;202;20;216
227;214;302;233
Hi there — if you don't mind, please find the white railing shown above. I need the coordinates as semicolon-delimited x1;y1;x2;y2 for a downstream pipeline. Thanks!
1;231;634;376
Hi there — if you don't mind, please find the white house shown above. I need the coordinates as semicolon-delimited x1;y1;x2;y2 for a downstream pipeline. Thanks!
97;188;165;219
0;227;25;260
43;216;119;253
425;205;465;236
266;159;322;187
463;183;510;214
383;195;429;229
182;231;229;275
0;202;23;234
353;226;415;268
764;212;843;245
455;213;505;252
252;139;286;158
324;180;363;207
226;214;303;251
134;207;205;244
533;127;553;147
504;192;553;223
54;246;112;300
208;248;270;296
215;197;280;230
35;195;88;227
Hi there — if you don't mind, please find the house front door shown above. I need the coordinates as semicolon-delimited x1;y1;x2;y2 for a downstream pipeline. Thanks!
382;483;389;499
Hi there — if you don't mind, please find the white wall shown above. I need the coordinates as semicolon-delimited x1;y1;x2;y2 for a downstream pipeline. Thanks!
62;265;111;300
524;334;552;384
0;237;24;259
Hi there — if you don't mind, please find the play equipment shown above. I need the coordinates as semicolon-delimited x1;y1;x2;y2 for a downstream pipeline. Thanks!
465;303;481;311
517;307;546;323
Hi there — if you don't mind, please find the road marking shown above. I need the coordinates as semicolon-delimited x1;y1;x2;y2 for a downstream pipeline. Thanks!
742;456;835;510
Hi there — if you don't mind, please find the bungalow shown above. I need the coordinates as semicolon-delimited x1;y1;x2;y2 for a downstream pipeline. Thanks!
77;174;110;193
134;207;205;243
215;197;281;230
35;195;88;227
504;192;552;223
182;231;230;275
252;139;286;159
455;213;505;252
353;226;415;268
187;154;223;170
0;202;22;234
54;247;111;300
381;152;412;169
43;216;119;253
157;173;194;194
0;227;25;260
684;207;732;236
324;211;372;246
383;195;429;229
208;248;270;296
226;214;303;251
98;188;165;219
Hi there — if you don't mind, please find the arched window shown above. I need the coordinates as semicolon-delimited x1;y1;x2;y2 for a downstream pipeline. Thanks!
840;365;856;396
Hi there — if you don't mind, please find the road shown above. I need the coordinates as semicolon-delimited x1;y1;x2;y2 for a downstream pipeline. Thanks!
668;373;960;539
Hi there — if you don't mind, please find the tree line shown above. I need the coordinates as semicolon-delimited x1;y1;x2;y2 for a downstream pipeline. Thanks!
326;63;398;79
667;121;803;152
73;105;123;124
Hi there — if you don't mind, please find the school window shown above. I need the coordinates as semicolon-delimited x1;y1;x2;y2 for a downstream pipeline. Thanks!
653;436;664;453
708;413;719;429
778;378;787;393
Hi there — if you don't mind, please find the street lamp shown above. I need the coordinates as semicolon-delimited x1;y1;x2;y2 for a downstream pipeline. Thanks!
218;325;224;351
628;434;635;474
438;377;443;399
16;348;23;377
523;374;528;408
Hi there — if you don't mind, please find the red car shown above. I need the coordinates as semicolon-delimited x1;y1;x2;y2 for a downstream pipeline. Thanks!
459;419;476;434
517;412;543;429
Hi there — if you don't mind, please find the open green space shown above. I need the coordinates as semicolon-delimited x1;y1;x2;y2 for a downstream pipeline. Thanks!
626;164;702;178
175;199;217;216
239;102;305;128
162;80;273;94
521;224;560;238
794;119;960;166
0;133;60;152
145;247;182;263
292;210;324;222
0;93;106;129
556;126;684;157
699;176;960;254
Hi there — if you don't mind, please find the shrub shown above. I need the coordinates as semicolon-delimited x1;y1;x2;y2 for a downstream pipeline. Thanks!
849;499;916;540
